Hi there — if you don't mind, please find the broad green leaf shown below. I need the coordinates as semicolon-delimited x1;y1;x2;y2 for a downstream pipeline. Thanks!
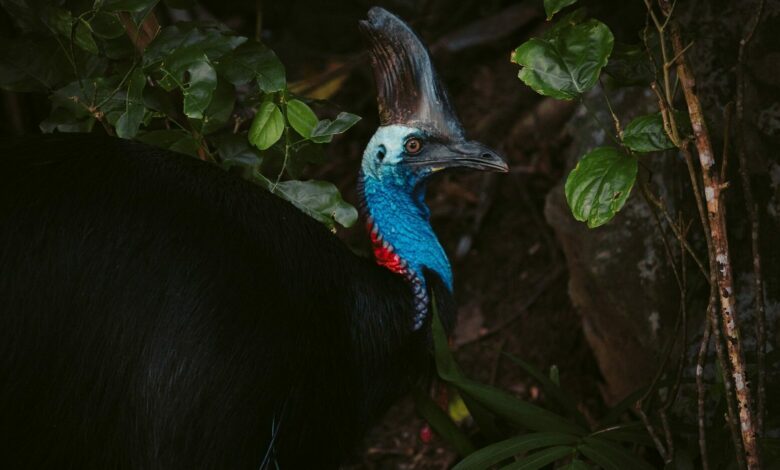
453;432;580;470
622;113;675;152
248;101;284;150
115;68;146;138
90;11;125;38
544;0;577;20
182;58;217;119
310;112;361;143
74;19;99;54
215;133;263;169
578;437;655;470
564;146;637;228
286;99;318;138
504;354;587;427
500;446;574;470
218;42;285;92
413;389;476;457
144;24;246;68
194;78;235;134
137;129;199;157
253;175;358;229
511;19;613;100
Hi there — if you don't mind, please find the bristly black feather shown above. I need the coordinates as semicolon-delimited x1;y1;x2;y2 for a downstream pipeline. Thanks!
0;134;456;469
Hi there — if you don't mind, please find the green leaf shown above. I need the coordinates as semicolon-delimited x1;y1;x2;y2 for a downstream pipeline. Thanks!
499;446;574;470
413;389;476;457
286;99;319;138
503;354;588;427
137;129;200;157
218;42;285;92
578;437;655;470
453;432;580;470
182;58;217;119
511;19;614;100
195;78;235;134
622;113;675;152
564;146;637;228
564;459;592;470
248;100;284;150
144;24;246;68
74;19;99;54
215;133;263;169
115;68;146;138
589;422;654;447
90;11;125;38
310;112;361;143
544;0;577;20
431;314;585;436
254;176;358;229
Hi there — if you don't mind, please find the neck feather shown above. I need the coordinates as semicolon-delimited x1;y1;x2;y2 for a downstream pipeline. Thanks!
358;172;452;330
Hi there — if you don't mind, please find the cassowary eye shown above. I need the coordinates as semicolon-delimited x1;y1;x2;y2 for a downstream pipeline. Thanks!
404;137;422;155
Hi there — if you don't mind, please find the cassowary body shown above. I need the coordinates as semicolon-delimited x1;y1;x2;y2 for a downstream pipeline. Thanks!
0;8;506;469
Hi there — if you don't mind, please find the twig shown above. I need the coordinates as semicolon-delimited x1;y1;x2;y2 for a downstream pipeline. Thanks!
736;0;767;438
696;313;712;470
668;21;760;469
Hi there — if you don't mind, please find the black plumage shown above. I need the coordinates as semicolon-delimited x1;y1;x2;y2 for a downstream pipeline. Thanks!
0;134;456;468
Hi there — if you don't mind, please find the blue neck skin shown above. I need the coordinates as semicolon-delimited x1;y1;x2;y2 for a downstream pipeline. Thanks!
359;126;453;328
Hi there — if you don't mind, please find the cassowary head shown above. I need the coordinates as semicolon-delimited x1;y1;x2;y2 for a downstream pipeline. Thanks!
358;7;507;187
358;8;508;330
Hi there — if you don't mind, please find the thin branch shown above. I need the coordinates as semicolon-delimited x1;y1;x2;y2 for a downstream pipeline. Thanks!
736;0;767;438
668;21;760;469
696;314;712;470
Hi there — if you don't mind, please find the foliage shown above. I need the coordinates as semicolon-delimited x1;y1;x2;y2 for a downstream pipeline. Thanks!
423;305;657;469
510;1;671;228
0;0;359;229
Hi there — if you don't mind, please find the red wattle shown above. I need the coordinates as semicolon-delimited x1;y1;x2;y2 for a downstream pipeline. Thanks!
368;222;407;275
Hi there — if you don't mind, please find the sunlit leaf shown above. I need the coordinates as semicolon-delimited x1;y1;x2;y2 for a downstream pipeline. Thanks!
511;19;613;100
248;100;284;151
286;99;318;138
564;146;637;228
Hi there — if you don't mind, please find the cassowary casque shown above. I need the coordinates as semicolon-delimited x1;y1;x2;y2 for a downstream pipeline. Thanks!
0;6;506;469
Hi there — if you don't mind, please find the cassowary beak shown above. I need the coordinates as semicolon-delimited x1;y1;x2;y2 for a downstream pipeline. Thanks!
409;140;509;173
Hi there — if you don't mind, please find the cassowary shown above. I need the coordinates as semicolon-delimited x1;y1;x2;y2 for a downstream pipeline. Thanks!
0;7;507;469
